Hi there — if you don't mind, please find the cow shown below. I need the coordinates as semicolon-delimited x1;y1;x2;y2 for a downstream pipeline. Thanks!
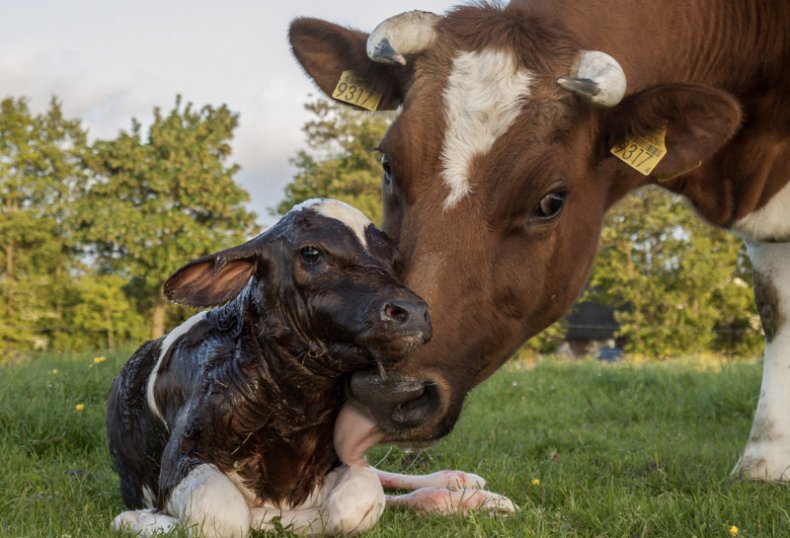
107;198;513;537
289;1;790;481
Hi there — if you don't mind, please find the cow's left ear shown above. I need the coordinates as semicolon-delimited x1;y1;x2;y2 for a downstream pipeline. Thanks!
289;18;408;111
164;238;270;308
603;84;742;179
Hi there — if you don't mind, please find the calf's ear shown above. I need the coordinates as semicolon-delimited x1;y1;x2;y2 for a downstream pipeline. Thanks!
289;18;406;110
164;240;266;308
603;84;742;180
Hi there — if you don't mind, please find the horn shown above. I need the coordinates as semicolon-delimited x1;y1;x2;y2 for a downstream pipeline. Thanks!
366;10;441;66
556;51;627;107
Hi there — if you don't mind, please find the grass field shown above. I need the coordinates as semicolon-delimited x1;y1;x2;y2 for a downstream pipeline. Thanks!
2;352;789;537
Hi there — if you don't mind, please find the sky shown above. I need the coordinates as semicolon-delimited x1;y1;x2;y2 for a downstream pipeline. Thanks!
0;0;454;226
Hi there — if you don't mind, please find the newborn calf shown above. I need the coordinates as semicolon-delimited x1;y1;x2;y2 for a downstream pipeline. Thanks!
106;198;431;537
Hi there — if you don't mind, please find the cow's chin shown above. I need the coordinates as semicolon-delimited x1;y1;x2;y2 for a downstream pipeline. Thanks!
347;368;462;446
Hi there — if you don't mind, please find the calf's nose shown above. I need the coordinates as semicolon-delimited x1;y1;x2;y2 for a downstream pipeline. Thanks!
380;298;431;341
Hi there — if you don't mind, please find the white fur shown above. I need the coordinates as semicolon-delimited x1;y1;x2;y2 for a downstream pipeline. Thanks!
142;485;156;509
167;464;251;538
295;198;372;250
441;48;533;209
734;241;790;479
146;311;207;428
733;180;790;242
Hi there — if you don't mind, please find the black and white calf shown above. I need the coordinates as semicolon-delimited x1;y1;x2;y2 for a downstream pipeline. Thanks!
107;198;515;537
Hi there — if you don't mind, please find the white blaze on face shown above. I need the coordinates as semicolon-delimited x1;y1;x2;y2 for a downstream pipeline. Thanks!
441;48;534;209
298;198;372;250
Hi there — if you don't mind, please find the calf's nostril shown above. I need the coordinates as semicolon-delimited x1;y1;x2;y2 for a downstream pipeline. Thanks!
382;302;409;324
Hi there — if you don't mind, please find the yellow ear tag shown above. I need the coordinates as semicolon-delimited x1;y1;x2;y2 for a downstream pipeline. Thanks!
332;70;383;111
610;125;668;176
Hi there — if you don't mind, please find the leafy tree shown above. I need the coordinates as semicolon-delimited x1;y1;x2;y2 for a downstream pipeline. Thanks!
82;97;258;338
276;99;390;223
586;186;760;358
0;97;89;354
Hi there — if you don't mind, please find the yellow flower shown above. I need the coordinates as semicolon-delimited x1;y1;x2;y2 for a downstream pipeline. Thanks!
49;369;59;375
729;525;739;537
531;478;540;486
93;356;106;364
75;403;85;413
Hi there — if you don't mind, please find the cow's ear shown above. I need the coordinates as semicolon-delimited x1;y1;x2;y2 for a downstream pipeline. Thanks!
164;238;268;308
289;18;407;111
603;84;741;180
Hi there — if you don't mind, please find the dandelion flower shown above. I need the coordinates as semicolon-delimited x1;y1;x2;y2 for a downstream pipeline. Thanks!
49;369;59;375
75;403;85;413
728;525;739;537
93;356;106;364
531;478;540;486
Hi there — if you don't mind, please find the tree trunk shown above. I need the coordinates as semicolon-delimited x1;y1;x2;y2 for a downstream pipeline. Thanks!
151;298;167;339
4;243;13;318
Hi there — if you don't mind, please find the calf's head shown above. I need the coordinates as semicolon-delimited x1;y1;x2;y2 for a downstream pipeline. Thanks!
290;5;742;442
164;198;430;373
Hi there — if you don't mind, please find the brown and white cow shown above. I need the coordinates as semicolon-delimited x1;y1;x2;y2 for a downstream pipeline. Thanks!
289;1;790;480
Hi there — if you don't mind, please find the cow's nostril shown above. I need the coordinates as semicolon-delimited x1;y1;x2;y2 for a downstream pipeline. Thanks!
382;302;409;324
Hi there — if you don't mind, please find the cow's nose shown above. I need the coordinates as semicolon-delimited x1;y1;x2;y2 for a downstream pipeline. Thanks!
349;371;440;431
380;298;431;341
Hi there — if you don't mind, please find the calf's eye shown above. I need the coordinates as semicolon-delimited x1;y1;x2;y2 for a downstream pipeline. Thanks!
532;191;567;221
300;246;323;265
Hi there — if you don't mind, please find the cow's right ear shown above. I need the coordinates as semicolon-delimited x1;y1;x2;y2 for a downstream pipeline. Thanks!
164;240;267;308
289;18;407;111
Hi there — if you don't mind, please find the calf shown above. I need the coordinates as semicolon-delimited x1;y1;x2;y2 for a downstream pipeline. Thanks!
106;198;433;537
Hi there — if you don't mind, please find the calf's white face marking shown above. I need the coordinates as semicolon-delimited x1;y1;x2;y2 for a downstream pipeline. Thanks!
441;48;534;209
146;311;207;428
295;198;373;249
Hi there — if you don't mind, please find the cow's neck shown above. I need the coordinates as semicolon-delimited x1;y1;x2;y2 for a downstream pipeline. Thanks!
520;0;789;94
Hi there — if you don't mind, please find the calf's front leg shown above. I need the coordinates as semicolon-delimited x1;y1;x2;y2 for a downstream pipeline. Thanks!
250;465;384;536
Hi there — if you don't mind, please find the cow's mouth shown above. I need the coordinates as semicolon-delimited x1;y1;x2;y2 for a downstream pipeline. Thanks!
347;369;453;444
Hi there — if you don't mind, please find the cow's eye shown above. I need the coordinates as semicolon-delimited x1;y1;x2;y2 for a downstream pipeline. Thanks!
299;245;323;265
532;191;567;221
381;154;393;187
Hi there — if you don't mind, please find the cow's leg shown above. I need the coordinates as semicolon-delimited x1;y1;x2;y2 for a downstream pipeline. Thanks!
734;241;790;480
250;465;384;536
374;467;486;490
166;463;251;538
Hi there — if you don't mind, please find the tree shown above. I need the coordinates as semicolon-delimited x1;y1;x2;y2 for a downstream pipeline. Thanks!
82;97;259;338
586;186;761;358
275;99;390;223
0;97;89;354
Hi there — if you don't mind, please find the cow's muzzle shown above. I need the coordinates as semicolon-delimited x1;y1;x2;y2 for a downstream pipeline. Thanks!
348;370;450;443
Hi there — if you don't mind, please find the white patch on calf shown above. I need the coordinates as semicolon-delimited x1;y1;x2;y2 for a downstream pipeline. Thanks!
311;199;372;250
733;180;790;242
166;463;251;537
441;48;534;209
734;241;790;480
146;311;207;428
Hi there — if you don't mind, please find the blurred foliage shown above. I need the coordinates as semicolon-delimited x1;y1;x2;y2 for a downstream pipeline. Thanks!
0;96;258;358
274;98;390;224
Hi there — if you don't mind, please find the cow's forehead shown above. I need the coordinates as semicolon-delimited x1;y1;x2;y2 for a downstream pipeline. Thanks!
291;198;372;249
441;48;535;209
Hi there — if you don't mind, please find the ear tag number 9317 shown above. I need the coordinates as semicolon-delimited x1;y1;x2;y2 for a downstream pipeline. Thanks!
332;70;383;111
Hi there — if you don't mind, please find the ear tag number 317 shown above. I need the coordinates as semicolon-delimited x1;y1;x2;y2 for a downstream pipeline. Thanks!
610;125;668;176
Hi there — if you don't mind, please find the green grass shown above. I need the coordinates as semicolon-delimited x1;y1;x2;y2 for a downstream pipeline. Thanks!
2;353;789;537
